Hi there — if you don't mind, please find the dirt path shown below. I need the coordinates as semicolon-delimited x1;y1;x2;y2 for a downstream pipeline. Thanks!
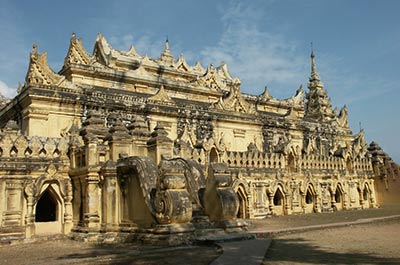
263;218;400;265
0;240;220;265
1;206;400;265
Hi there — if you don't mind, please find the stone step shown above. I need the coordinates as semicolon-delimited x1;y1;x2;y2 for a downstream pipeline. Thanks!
196;232;256;244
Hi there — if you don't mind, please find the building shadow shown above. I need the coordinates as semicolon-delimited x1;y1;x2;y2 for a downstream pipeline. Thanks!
57;243;221;265
264;237;400;265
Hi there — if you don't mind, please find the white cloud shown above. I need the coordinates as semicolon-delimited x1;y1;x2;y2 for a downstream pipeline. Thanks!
0;80;16;98
109;33;168;59
198;2;308;97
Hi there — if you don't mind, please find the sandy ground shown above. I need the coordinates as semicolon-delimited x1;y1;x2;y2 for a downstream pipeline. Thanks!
1;206;399;265
0;240;220;265
263;218;400;265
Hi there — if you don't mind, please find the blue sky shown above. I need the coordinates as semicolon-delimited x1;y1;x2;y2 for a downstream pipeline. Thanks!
0;0;399;162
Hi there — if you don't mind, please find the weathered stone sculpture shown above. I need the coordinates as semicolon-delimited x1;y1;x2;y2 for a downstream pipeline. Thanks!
204;163;240;228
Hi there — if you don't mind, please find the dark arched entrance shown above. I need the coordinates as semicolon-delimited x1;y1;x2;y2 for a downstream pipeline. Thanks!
288;152;296;173
209;147;218;163
236;186;247;219
273;188;285;215
335;185;344;210
304;186;315;213
35;188;57;222
362;185;371;208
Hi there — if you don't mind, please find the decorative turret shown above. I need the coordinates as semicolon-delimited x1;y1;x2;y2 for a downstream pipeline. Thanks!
305;51;335;121
80;110;108;142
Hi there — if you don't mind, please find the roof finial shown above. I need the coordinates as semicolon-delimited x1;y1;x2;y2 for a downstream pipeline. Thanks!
160;35;173;64
165;36;170;51
30;42;38;57
311;41;314;55
310;42;320;81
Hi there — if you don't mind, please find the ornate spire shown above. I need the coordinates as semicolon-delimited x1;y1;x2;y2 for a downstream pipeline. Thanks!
305;50;334;121
159;38;174;65
310;50;321;82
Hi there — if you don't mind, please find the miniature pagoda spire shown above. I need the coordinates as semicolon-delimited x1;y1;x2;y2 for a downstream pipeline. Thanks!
305;50;334;121
159;38;174;65
310;50;321;82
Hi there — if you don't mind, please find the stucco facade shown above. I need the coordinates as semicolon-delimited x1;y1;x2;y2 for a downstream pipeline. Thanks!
0;33;398;243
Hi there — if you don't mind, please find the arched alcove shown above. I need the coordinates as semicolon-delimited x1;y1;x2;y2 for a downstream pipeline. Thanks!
35;188;58;222
236;186;248;219
273;188;285;215
305;188;314;204
273;189;283;206
335;185;344;210
304;186;315;213
288;152;296;173
209;147;219;163
346;157;353;174
34;184;63;235
362;184;371;208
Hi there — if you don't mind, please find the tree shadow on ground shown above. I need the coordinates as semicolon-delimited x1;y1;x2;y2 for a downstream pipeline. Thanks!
57;243;221;265
263;237;400;265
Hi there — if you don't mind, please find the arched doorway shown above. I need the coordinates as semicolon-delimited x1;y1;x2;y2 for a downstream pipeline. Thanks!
334;185;344;210
273;188;285;215
34;186;62;235
362;185;371;208
236;186;248;219
209;147;219;163
35;189;57;222
304;186;315;213
288;152;296;173
346;157;353;174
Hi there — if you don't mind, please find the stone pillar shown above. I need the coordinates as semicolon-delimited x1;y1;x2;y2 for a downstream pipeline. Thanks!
268;194;274;214
84;171;101;230
254;183;267;218
331;192;337;210
24;181;35;238
63;179;74;234
284;193;292;215
147;123;173;165
342;191;349;210
100;160;119;231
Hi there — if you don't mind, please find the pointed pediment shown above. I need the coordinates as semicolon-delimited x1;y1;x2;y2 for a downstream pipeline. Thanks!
192;64;226;91
141;54;158;67
192;61;205;74
259;86;272;100
64;33;95;66
285;85;304;106
133;64;154;78
126;44;139;57
174;54;190;71
93;33;113;66
25;44;65;86
216;79;256;114
149;85;174;103
216;62;233;81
